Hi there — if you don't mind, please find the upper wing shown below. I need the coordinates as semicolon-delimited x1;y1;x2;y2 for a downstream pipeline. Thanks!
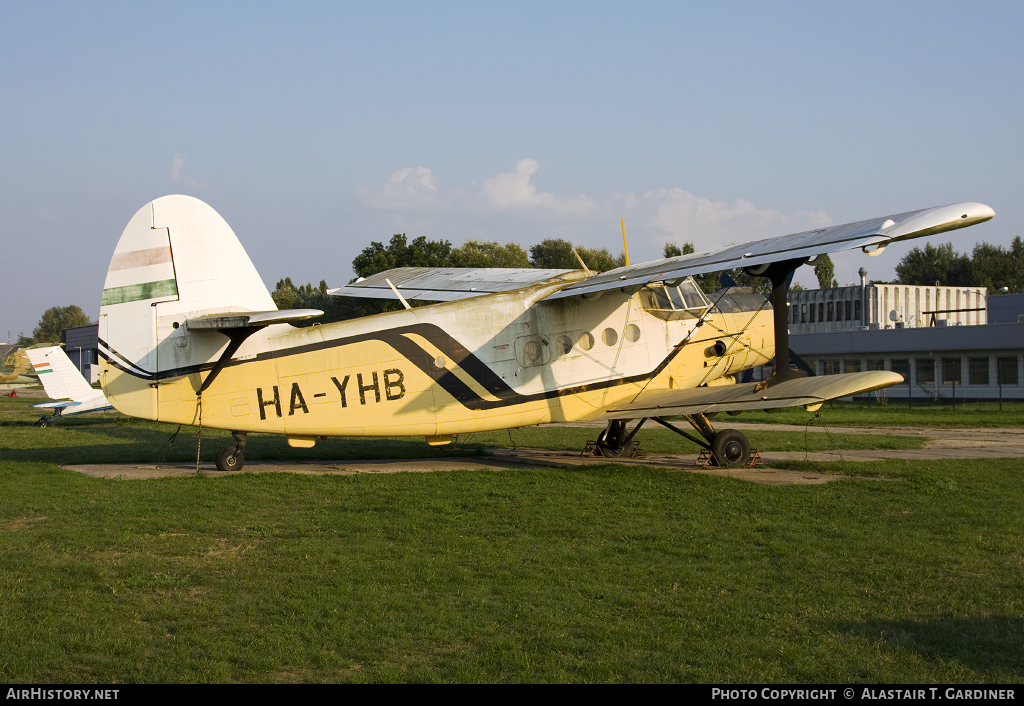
550;202;994;300
328;267;577;302
597;370;901;419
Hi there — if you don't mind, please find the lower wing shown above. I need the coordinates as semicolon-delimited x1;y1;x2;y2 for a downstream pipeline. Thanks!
597;371;901;418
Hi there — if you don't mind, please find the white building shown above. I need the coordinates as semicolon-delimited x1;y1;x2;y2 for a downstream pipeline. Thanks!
787;283;987;334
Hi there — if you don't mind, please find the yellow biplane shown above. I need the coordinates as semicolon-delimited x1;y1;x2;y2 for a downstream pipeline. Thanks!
97;196;994;470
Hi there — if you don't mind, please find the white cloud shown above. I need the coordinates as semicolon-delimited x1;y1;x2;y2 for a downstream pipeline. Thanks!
642;187;832;253
169;153;202;190
354;160;832;261
356;166;441;209
480;158;597;216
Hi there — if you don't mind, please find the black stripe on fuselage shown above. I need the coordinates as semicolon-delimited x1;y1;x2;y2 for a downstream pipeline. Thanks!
98;321;701;411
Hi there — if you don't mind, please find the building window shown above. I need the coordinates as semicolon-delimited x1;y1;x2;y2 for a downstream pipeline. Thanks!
844;359;861;373
891;359;910;382
845;301;852;321
823;360;840;375
916;359;935;384
854;299;861;321
942;358;961;384
818;303;824;322
998;357;1019;385
801;304;807;323
827;302;834;321
969;358;990;385
866;359;885;371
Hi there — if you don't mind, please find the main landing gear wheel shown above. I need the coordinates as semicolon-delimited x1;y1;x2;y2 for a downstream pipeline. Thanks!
215;446;245;472
595;419;633;457
711;429;751;467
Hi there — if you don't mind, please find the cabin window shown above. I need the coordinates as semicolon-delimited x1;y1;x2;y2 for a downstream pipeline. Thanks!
602;328;618;346
578;332;595;351
624;324;641;343
515;336;549;367
555;335;573;356
639;279;711;320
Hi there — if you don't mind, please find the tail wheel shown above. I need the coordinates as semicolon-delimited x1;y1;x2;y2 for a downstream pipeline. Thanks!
710;429;750;467
215;446;245;472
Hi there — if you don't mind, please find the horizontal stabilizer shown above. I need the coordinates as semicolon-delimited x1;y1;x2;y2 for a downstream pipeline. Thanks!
552;202;994;300
329;267;577;302
185;309;323;331
599;371;903;418
32;401;81;409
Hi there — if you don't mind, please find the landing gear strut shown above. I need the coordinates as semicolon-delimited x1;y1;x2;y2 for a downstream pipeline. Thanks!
215;431;247;471
594;419;647;457
652;414;751;467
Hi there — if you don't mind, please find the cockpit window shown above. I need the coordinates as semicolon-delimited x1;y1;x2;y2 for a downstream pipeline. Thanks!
640;278;711;320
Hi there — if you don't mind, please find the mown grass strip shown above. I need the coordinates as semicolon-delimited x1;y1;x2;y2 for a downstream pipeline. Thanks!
0;453;1022;683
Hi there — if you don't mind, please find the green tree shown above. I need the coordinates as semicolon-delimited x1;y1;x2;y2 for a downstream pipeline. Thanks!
351;233;455;278
18;305;93;345
967;237;1024;292
450;240;530;268
529;238;624;271
814;254;838;289
663;242;695;258
894;242;973;287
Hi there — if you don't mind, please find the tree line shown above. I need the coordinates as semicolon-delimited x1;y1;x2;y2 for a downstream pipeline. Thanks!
893;237;1024;292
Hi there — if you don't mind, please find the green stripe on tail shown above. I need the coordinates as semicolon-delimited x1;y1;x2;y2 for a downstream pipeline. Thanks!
101;279;178;306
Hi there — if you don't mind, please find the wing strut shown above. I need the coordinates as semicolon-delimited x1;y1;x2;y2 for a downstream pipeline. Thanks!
751;257;807;391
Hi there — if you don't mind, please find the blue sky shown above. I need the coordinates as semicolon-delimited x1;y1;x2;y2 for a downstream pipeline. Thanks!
2;1;1021;338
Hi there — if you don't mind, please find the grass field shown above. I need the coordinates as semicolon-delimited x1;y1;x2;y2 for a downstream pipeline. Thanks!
738;399;1024;428
1;395;1022;683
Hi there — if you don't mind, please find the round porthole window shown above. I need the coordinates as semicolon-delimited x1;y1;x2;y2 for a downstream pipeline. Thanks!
556;335;573;356
523;340;542;362
602;327;618;346
578;332;595;351
624;323;641;342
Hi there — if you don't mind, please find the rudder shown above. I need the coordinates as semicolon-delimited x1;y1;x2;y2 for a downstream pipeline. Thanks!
99;195;275;420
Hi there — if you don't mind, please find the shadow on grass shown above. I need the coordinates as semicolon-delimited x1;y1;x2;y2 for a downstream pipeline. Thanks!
838;616;1024;676
0;418;488;465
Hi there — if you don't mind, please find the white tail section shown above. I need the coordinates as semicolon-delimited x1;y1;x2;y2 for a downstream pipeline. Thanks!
26;346;98;403
99;195;275;419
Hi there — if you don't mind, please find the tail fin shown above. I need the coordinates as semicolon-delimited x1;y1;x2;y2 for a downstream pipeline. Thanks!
25;346;96;403
99;195;275;419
